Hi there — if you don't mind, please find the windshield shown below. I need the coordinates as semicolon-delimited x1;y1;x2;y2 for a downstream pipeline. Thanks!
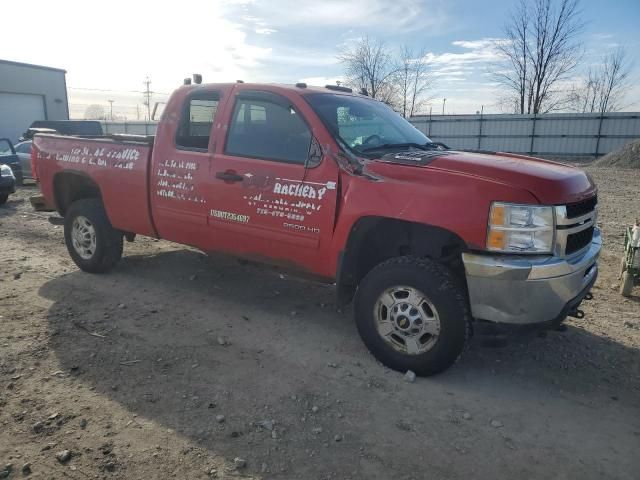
304;93;432;154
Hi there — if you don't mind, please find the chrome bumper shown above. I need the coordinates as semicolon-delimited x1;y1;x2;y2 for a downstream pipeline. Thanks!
462;228;601;325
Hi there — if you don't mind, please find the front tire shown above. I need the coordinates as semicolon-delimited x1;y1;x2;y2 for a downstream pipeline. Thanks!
354;256;470;376
64;198;123;273
0;193;8;205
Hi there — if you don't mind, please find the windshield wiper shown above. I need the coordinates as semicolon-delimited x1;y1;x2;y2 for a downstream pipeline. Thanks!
357;142;430;153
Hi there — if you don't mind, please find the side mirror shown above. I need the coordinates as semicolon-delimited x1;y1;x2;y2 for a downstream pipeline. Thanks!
152;102;166;121
307;137;323;167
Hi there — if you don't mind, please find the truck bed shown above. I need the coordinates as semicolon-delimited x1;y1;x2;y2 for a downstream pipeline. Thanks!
33;134;157;237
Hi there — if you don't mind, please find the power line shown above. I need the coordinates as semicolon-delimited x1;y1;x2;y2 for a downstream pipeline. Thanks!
67;86;171;95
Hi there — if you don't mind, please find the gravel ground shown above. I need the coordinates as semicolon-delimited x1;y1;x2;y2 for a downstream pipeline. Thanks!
1;167;639;479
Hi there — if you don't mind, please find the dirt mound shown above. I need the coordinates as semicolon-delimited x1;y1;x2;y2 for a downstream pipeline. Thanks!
594;139;640;168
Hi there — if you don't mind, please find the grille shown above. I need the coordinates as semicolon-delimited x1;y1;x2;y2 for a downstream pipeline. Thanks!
566;226;594;255
566;195;597;219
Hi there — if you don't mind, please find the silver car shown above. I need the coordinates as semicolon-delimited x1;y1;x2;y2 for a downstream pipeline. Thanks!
13;140;33;184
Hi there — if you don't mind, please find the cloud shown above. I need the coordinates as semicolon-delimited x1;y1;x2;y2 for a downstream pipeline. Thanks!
233;0;449;33
299;76;346;87
0;0;274;93
425;38;503;68
591;33;615;40
255;28;277;35
422;38;507;113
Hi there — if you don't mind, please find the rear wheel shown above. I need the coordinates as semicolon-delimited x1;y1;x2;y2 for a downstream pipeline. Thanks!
64;198;123;273
354;256;470;376
620;271;634;297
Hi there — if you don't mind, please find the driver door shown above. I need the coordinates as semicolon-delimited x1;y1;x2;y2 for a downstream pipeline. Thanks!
206;88;340;273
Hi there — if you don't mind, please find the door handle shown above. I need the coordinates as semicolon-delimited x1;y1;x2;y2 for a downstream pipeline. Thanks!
215;171;244;182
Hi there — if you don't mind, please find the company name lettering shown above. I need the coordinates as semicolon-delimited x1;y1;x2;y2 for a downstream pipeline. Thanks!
273;182;327;200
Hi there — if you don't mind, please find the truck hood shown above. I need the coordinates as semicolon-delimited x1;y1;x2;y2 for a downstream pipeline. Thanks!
367;150;596;205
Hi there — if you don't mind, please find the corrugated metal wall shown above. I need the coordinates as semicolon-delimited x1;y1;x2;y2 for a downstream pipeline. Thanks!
101;112;640;158
410;112;640;157
100;121;157;136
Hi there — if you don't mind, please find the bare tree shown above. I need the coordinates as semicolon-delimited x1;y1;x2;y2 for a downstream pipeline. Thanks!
394;46;434;117
495;0;583;114
569;47;632;113
84;104;106;120
495;1;530;114
338;36;397;101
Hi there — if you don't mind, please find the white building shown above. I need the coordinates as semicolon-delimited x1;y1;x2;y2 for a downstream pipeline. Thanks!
0;59;69;142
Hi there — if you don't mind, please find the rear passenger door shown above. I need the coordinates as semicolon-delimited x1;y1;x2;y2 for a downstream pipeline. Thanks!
207;89;339;272
150;90;222;245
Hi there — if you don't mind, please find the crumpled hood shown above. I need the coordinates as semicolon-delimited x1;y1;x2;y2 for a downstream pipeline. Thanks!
368;150;596;205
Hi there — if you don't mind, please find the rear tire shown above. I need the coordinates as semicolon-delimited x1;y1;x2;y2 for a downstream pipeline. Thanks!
354;256;470;376
620;271;634;297
0;193;8;205
64;198;123;273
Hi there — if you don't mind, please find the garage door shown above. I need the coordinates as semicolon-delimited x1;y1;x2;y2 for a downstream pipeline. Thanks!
0;92;45;143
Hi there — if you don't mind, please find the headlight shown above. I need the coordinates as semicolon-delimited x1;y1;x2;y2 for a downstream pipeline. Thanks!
0;165;14;178
487;202;554;254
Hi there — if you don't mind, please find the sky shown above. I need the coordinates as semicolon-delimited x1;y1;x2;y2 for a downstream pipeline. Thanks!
1;0;638;119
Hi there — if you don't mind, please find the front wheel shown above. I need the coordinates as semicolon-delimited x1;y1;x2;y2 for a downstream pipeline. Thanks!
354;256;470;376
0;194;8;205
64;198;123;273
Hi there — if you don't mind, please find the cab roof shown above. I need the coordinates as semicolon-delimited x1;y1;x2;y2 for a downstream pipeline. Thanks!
177;82;368;97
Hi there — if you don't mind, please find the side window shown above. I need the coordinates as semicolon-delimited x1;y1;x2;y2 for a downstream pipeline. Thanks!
17;143;32;154
175;93;220;150
225;96;311;164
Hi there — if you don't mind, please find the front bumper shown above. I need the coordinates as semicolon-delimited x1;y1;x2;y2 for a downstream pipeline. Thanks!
462;228;601;325
6;162;22;180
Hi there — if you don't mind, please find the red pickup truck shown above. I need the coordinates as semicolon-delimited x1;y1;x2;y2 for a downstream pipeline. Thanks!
32;81;600;375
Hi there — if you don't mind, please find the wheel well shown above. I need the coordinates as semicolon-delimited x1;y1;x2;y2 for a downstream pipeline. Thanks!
53;172;102;216
337;217;467;305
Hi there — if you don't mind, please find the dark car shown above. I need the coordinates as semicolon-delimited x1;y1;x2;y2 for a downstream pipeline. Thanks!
0;163;16;205
0;138;23;185
24;120;103;138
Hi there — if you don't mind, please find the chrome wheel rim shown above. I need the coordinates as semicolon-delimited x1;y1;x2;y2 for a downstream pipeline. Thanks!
71;216;96;260
374;286;441;355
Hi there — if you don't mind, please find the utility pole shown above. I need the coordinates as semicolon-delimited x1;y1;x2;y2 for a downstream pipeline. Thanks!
143;77;153;121
108;100;114;120
442;98;447;115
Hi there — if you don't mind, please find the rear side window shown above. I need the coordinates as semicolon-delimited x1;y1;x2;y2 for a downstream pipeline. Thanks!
16;142;32;154
225;96;311;164
176;93;220;150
